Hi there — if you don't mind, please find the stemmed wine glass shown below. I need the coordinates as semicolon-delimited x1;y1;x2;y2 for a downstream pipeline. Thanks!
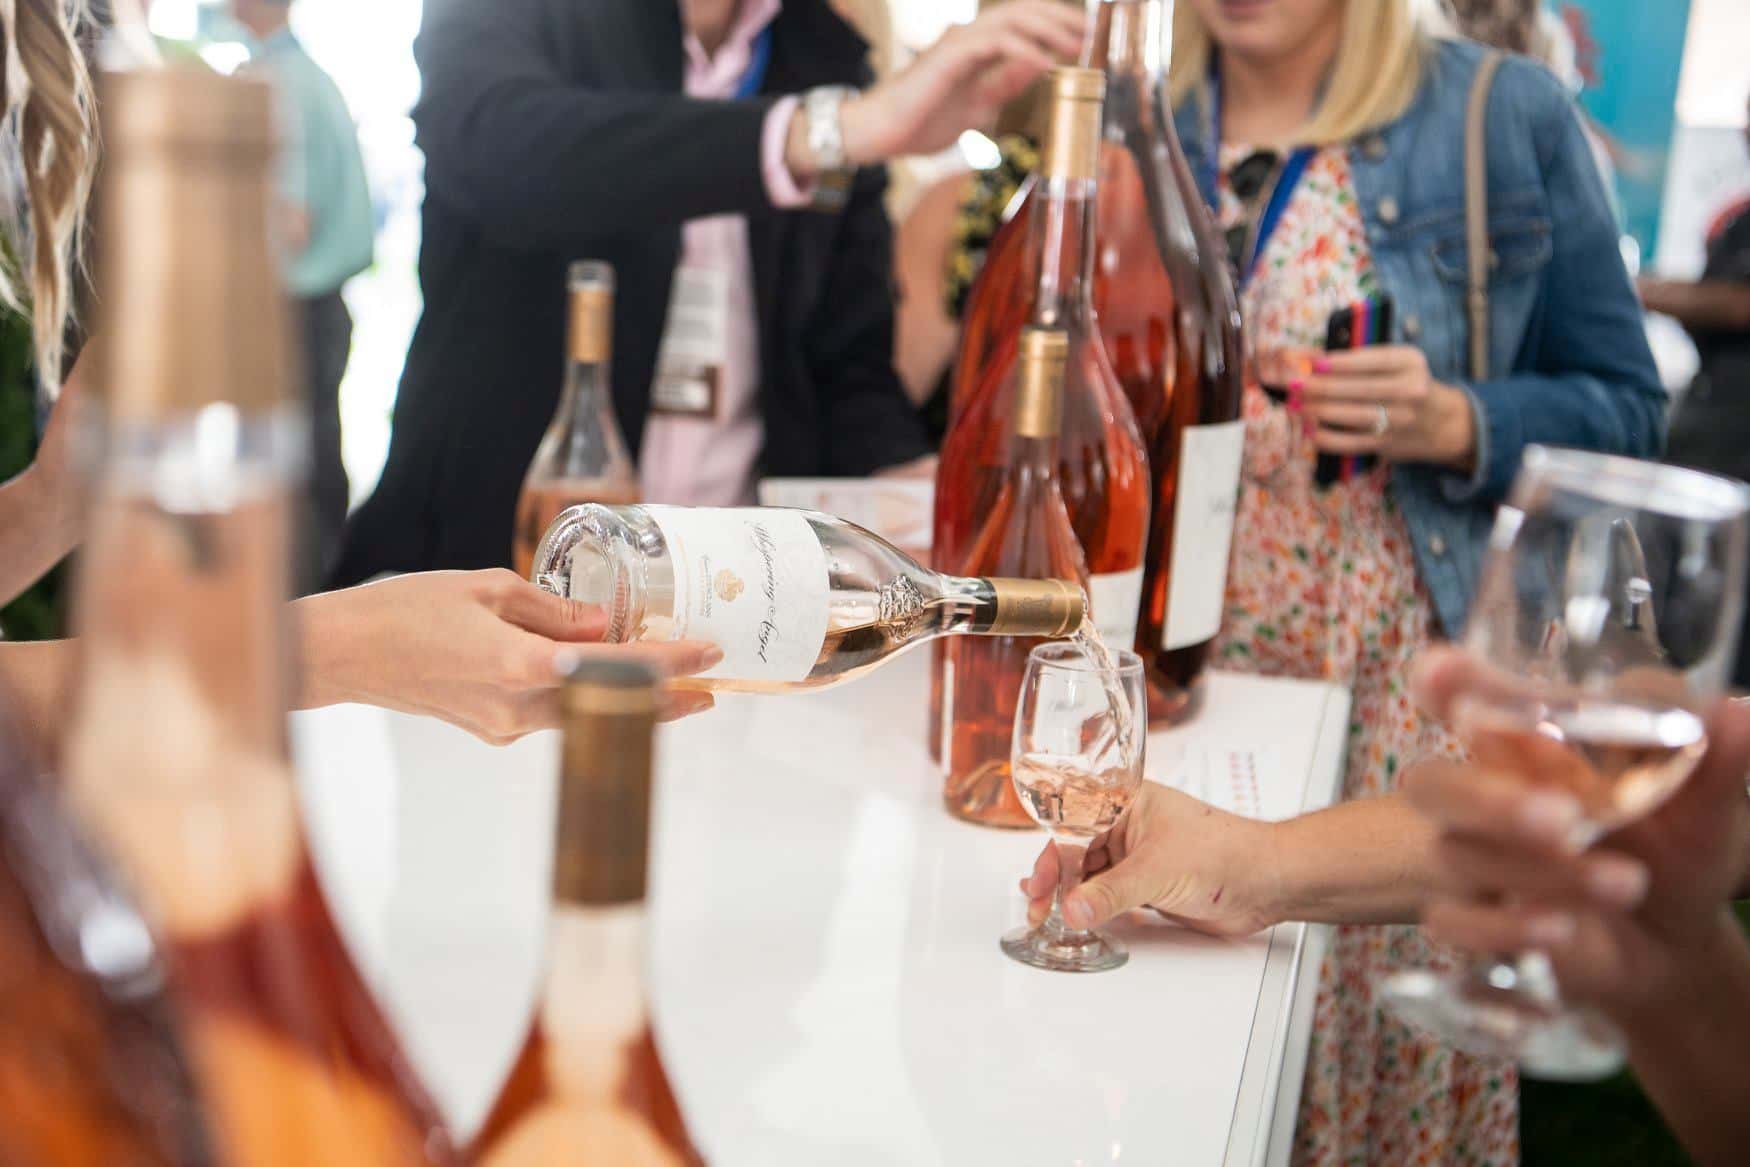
1001;642;1146;974
1380;446;1750;1079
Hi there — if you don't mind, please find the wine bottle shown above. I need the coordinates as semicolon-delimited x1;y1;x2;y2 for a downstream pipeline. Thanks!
942;328;1093;827
529;502;1084;694
950;5;1245;724
62;67;460;1167
470;659;701;1166
1098;0;1246;725
513;261;641;578
0;693;214;1167
933;67;1150;654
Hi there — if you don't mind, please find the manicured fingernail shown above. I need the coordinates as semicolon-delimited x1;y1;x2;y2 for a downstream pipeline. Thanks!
1525;912;1576;948
1063;899;1094;929
1314;358;1332;373
1586;858;1649;908
1518;793;1582;844
1289;377;1305;392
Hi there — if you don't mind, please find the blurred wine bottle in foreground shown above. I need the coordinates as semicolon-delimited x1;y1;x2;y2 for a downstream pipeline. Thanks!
513;262;640;578
940;328;1092;827
471;659;702;1165
530;502;1084;693
0;694;213;1167
933;65;1150;759
62;66;459;1167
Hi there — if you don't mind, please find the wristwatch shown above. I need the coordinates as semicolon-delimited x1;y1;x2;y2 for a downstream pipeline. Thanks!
803;85;858;212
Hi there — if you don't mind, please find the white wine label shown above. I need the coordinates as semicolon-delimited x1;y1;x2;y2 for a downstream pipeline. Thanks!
1088;566;1144;649
642;507;830;682
1163;420;1244;651
650;265;728;418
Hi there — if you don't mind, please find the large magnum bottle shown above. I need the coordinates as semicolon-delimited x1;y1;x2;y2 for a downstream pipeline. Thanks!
530;502;1084;694
62;67;460;1167
941;328;1092;827
952;3;1244;724
469;660;701;1166
1102;0;1245;724
512;262;641;578
934;66;1150;657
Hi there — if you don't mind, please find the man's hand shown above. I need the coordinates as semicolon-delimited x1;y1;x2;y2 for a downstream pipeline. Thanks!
790;1;1083;177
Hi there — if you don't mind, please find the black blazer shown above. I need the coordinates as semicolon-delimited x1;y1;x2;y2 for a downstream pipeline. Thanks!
333;0;930;582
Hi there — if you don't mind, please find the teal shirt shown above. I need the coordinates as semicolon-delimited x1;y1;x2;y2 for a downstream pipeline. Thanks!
247;29;374;297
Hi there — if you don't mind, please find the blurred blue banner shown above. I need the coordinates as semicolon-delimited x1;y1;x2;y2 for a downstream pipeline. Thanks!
1554;0;1693;259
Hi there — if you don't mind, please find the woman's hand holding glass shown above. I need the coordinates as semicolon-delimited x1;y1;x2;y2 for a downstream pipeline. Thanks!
1379;448;1750;1080
1001;643;1148;973
1019;780;1284;941
1407;646;1750;1026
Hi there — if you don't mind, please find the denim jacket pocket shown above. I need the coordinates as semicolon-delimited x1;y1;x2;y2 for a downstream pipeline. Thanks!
1426;192;1554;377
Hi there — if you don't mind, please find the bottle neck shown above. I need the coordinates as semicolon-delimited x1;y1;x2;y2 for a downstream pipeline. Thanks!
933;575;1084;637
535;901;652;1096
555;357;618;435
1026;179;1097;330
1087;0;1169;103
75;408;300;765
67;407;307;941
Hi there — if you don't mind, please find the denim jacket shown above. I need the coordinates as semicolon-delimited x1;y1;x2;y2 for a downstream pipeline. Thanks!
1175;38;1667;637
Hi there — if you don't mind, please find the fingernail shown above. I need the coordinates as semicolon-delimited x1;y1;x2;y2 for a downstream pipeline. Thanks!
1586;859;1649;909
1518;792;1582;844
1525;912;1576;949
700;645;725;668
1314;358;1332;373
1063;898;1094;929
1289;377;1305;393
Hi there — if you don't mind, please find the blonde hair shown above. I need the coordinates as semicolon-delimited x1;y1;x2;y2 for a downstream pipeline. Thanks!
0;0;95;394
1168;0;1429;146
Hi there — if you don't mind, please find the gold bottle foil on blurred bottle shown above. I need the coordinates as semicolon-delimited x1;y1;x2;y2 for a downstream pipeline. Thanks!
68;66;461;1167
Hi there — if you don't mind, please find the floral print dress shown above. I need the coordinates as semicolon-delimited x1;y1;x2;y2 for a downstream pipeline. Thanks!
1212;144;1519;1166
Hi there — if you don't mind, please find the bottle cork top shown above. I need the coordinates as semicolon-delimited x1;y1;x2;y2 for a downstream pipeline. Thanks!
95;68;289;420
1050;66;1108;105
102;66;277;157
552;657;661;907
1041;67;1106;181
568;261;616;365
1014;327;1069;440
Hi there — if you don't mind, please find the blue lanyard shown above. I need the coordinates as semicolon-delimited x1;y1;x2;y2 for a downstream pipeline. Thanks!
734;27;773;100
1206;66;1315;289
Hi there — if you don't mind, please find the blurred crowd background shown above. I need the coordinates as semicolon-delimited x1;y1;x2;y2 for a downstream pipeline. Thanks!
140;0;1750;515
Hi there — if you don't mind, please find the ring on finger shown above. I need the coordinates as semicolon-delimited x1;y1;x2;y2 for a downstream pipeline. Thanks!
1371;404;1391;436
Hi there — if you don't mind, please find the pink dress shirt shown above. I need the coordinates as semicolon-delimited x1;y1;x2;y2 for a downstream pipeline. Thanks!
639;0;813;506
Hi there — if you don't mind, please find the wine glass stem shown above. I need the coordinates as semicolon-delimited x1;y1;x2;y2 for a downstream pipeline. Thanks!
1044;842;1093;944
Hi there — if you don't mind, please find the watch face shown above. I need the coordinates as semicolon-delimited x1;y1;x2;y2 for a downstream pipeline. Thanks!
807;86;856;175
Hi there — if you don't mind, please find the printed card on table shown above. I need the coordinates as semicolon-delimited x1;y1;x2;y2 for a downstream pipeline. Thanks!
758;478;934;562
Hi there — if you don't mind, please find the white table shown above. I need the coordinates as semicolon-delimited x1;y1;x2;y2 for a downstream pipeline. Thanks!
292;655;1349;1167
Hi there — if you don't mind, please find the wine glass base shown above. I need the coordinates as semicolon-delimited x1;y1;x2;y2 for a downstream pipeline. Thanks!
1000;924;1129;974
1378;969;1626;1082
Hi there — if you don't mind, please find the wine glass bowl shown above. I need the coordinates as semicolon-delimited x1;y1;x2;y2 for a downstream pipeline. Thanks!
1381;446;1750;1079
1001;641;1147;974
